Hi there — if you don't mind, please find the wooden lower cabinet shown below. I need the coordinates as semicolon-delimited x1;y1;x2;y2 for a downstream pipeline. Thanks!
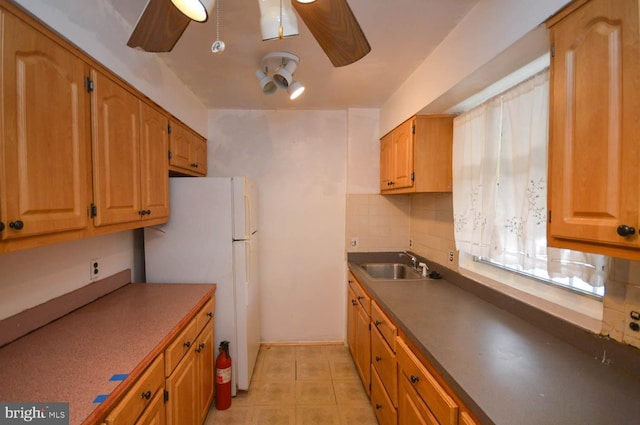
166;299;215;425
102;295;215;425
347;273;371;396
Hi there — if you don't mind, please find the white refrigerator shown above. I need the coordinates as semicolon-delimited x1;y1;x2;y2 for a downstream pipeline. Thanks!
144;177;260;395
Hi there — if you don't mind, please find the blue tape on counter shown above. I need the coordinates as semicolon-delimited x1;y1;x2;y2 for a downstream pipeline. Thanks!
110;373;128;381
93;394;108;403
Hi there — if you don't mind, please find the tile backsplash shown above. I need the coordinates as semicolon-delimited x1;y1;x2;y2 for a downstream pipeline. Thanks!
345;194;410;253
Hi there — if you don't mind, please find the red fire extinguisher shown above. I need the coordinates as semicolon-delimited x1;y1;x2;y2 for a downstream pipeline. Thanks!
215;340;232;410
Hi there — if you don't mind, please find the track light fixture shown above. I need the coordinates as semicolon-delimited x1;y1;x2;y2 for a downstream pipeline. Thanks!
171;0;215;22
257;52;305;100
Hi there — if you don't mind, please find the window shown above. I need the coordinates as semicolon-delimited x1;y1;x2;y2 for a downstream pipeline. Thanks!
452;69;608;301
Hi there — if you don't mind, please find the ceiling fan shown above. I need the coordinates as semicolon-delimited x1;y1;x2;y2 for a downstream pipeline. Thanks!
127;0;371;67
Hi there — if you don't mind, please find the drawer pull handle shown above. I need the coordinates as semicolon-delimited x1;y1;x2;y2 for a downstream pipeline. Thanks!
9;220;24;230
374;320;382;326
196;342;206;353
617;224;636;237
184;341;191;348
351;300;357;306
410;375;420;384
375;404;383;410
375;356;382;362
207;311;214;318
357;296;364;300
141;390;152;400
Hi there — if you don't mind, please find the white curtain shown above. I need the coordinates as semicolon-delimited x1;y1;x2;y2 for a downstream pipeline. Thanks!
452;71;607;288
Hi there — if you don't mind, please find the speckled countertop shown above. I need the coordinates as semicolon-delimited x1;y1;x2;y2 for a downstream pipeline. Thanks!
0;283;215;425
348;255;640;425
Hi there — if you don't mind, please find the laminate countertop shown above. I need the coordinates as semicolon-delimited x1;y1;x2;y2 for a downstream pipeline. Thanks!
0;282;215;425
348;255;640;425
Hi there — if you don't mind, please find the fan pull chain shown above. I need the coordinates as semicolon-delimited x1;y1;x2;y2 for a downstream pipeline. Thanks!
211;0;225;53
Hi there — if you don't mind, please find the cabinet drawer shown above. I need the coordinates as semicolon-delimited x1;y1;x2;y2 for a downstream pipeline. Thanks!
396;337;458;425
349;273;370;315
196;296;215;334
372;326;397;407
398;372;439;425
371;366;397;425
372;301;397;352
165;317;198;376
104;354;164;425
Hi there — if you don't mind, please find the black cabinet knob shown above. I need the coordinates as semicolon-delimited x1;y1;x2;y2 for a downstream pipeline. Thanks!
207;311;213;318
184;341;191;348
145;209;151;215
374;320;382;326
410;375;420;384
375;356;382;362
9;220;24;230
0;222;4;232
351;300;357;306
617;225;636;237
191;163;199;168
375;404;382;410
140;390;151;400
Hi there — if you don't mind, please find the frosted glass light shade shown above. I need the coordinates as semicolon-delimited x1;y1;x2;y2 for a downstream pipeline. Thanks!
171;0;215;22
258;0;299;40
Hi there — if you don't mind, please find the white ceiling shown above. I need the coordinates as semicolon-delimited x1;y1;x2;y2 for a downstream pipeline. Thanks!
110;0;481;110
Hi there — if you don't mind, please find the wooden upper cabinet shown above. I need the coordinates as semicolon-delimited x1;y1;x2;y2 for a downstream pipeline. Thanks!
547;0;640;259
91;70;142;226
91;71;170;227
380;115;453;194
169;121;207;177
140;103;170;220
0;11;91;240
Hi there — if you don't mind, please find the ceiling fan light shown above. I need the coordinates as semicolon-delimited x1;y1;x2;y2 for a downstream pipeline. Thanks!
288;81;305;100
258;0;299;41
171;0;215;22
256;70;277;95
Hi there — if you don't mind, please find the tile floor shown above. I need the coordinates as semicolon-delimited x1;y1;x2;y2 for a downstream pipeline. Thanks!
204;344;379;425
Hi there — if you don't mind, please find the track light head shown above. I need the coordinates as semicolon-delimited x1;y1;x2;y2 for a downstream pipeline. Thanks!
256;70;277;95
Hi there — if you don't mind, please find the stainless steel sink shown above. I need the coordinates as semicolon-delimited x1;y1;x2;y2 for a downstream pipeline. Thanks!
359;263;424;280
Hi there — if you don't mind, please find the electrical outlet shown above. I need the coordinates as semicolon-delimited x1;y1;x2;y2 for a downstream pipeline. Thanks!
448;250;455;263
89;258;100;281
350;237;360;247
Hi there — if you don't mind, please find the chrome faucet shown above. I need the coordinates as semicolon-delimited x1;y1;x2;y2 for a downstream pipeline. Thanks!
399;251;417;269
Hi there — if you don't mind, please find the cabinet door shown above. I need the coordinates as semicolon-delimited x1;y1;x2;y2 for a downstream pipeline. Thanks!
140;103;169;220
347;285;357;359
354;301;371;396
192;137;207;176
0;12;90;239
391;119;414;190
91;71;141;226
380;133;393;191
398;375;438;425
166;349;198;425
195;323;214;424
168;121;192;171
548;0;640;250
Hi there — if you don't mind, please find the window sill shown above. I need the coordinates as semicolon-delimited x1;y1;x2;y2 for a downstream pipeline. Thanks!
458;252;603;334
